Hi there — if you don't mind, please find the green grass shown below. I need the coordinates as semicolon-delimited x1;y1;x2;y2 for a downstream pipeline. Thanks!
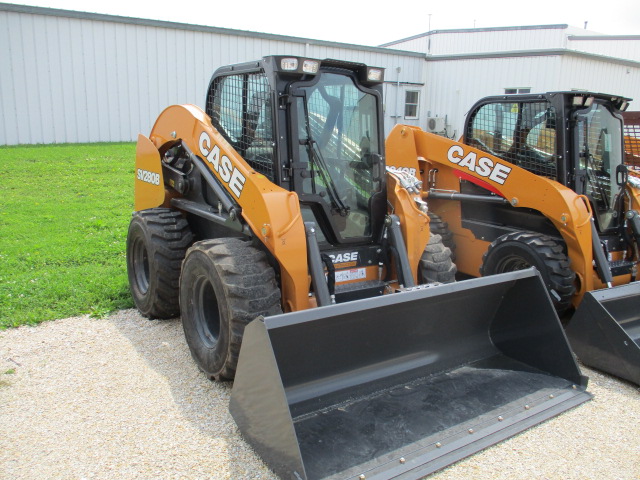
0;143;137;328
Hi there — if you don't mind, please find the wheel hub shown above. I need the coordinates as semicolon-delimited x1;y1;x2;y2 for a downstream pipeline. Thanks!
132;238;150;294
193;276;221;349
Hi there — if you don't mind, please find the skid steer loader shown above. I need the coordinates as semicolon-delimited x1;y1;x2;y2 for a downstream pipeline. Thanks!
126;58;590;480
386;92;640;385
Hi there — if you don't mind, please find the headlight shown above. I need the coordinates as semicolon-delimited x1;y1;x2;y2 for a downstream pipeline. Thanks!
302;60;320;74
280;58;299;71
367;68;384;82
572;95;595;108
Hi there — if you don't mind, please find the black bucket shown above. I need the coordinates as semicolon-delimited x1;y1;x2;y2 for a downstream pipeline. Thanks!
566;282;640;385
230;269;590;480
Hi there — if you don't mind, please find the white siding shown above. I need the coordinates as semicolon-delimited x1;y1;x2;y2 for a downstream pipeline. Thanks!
386;26;635;140
0;7;424;145
386;25;569;56
428;28;567;56
384;36;429;54
559;56;640;99
424;53;640;138
567;37;640;62
392;25;640;137
423;56;563;139
3;6;639;147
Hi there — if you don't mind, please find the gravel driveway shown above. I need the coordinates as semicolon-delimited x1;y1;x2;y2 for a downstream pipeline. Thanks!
1;310;639;480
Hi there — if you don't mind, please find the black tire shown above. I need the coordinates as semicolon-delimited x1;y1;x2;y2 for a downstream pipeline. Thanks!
480;231;576;313
179;238;283;381
126;208;194;319
418;233;457;284
428;212;456;260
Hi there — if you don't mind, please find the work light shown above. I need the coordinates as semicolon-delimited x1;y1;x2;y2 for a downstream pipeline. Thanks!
302;60;320;74
367;68;384;82
280;58;299;71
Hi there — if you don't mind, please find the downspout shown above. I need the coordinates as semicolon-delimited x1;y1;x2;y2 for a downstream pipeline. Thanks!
395;67;402;125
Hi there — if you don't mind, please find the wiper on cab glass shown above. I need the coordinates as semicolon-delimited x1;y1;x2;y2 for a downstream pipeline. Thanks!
304;138;350;217
584;148;611;210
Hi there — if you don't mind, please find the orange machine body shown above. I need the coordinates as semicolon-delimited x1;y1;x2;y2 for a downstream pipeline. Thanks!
135;105;431;312
386;125;640;306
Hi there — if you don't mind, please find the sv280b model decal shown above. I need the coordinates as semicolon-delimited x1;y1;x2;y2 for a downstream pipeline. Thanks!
137;168;161;186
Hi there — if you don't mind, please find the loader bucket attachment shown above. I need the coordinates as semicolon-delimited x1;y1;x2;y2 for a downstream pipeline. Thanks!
230;269;590;480
565;283;640;385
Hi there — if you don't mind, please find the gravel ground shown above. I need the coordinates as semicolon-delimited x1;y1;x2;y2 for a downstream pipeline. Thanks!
1;310;639;480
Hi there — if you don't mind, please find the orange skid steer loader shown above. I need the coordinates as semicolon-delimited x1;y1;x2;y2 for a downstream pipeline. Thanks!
127;57;589;480
386;92;640;385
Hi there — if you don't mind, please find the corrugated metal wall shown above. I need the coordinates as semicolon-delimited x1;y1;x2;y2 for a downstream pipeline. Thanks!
427;26;567;56
425;53;640;139
385;25;640;60
392;25;640;138
383;35;429;54
568;37;640;62
385;25;640;138
3;5;639;147
559;55;640;94
384;25;569;55
0;6;425;145
423;56;563;139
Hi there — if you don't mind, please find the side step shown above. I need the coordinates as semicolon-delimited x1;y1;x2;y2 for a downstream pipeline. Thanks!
565;282;640;385
230;269;591;480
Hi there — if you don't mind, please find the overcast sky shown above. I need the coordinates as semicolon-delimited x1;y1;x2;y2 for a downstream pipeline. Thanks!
14;0;640;46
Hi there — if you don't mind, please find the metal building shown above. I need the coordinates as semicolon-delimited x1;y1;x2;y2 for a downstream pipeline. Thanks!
1;4;640;145
383;25;640;138
0;3;425;145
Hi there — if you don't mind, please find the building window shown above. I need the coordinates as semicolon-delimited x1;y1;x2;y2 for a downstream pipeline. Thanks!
505;88;531;94
404;91;420;118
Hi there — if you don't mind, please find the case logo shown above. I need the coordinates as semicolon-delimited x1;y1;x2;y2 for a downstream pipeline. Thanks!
447;145;512;185
328;252;359;264
199;131;246;198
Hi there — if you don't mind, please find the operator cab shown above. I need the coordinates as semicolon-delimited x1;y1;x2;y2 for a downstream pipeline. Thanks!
205;56;389;302
465;92;630;234
205;56;386;247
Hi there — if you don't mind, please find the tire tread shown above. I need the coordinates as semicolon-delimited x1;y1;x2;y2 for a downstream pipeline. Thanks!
480;231;575;312
127;208;194;318
419;233;457;283
181;238;282;380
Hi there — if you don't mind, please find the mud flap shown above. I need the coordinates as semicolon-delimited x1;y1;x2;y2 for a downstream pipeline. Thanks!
230;269;590;480
565;283;640;385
